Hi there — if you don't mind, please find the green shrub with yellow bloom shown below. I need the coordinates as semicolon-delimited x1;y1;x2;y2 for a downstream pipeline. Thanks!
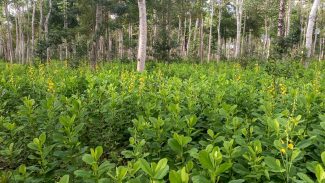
0;61;324;182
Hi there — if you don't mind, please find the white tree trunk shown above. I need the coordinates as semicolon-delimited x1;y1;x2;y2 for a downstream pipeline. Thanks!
39;0;44;37
64;0;68;60
193;18;199;54
217;0;222;62
186;14;192;57
235;0;243;58
277;0;286;37
45;0;52;62
137;0;147;72
199;15;204;63
207;0;215;63
285;0;292;36
31;0;36;61
305;0;320;58
119;30;124;59
4;0;13;63
319;38;324;61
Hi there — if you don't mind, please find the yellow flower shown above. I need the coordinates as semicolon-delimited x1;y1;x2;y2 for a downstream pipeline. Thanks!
281;148;286;154
288;143;294;150
47;79;55;93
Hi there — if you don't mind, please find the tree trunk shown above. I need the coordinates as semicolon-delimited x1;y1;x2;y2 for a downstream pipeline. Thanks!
305;0;320;58
39;0;44;38
235;0;243;58
64;0;68;60
15;15;19;62
192;18;199;55
319;38;324;61
4;0;13;63
277;0;286;37
18;9;24;64
241;14;246;55
285;0;292;36
45;0;52;63
91;4;101;69
31;0;36;62
207;0;215;63
217;0;222;62
186;14;192;57
182;17;187;57
312;27;318;56
137;0;147;72
199;14;204;63
119;30;124;59
264;17;269;58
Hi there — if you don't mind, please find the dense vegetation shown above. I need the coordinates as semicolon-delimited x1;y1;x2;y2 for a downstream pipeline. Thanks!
0;61;324;182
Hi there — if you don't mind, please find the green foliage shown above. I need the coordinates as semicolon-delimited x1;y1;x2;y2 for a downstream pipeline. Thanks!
0;61;324;182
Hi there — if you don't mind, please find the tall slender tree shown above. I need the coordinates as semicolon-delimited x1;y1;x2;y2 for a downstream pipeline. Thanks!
4;0;13;63
137;0;147;72
207;0;215;62
277;0;286;38
305;0;320;58
235;0;243;58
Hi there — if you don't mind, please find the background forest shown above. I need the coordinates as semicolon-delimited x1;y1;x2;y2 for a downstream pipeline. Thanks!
0;0;324;66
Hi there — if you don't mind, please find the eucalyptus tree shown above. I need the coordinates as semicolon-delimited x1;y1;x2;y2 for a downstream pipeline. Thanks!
305;0;321;58
234;0;243;58
3;0;14;63
207;0;215;62
137;0;147;72
277;0;286;38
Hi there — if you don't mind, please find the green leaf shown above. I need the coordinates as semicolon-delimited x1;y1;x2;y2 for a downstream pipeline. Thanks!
139;158;153;177
33;138;40;146
39;132;46;144
168;138;182;154
169;170;182;183
291;150;301;162
199;150;214;170
296;136;316;149
98;178;110;183
58;175;69;183
154;158;169;179
116;166;128;181
297;173;314;183
74;123;84;133
320;122;325;131
82;154;95;165
228;179;245;183
99;161;115;176
216;162;233;175
180;167;189;183
18;164;26;175
321;151;325;165
192;175;211;183
207;129;214;138
155;158;168;173
315;164;324;182
27;142;38;151
95;146;103;160
74;170;92;178
264;156;285;173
